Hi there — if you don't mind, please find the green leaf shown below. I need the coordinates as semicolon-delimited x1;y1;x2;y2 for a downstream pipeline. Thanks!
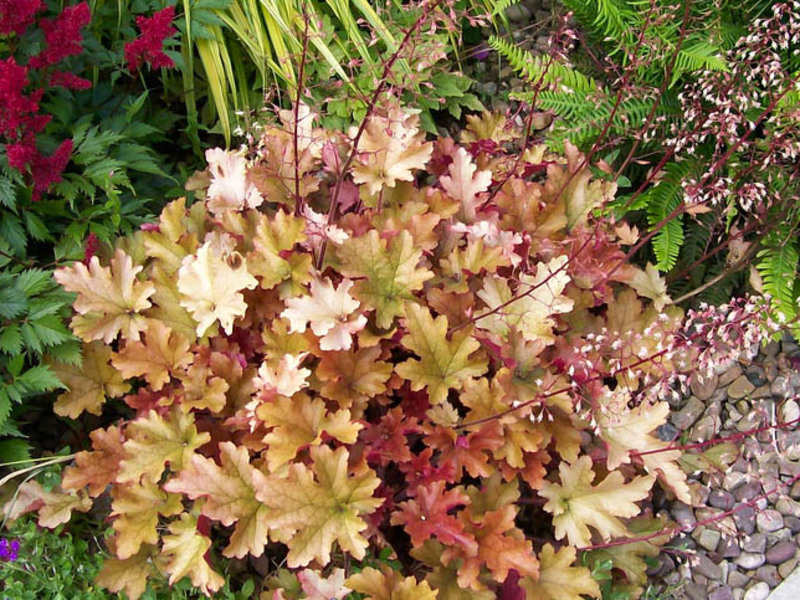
0;286;27;319
0;324;23;355
16;269;53;296
17;364;65;393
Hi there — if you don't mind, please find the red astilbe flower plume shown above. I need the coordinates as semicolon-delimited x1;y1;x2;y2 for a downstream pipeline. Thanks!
0;0;44;36
50;70;91;90
0;58;47;138
124;6;177;73
29;2;91;69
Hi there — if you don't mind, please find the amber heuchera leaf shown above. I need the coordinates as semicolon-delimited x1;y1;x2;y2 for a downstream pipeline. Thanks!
297;568;351;600
346;566;438;600
476;255;573;345
62;425;127;497
539;456;655;547
54;248;155;343
337;230;434;329
165;442;271;558
2;480;92;529
520;544;600;600
281;277;367;351
161;512;225;596
257;394;362;470
256;445;383;567
95;547;158;600
439;146;492;222
316;346;393;411
395;304;487;404
247;210;308;291
111;321;192;391
391;481;477;555
177;234;258;336
118;408;211;484
351;108;433;195
110;480;183;559
51;341;131;419
595;387;691;503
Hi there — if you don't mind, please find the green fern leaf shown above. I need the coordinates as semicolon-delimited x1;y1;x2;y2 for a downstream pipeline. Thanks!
757;228;799;323
644;161;692;271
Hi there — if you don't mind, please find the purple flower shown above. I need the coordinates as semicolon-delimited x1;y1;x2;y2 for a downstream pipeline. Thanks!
0;538;20;562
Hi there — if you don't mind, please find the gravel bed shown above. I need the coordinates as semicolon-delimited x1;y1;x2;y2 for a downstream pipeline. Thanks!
648;337;800;600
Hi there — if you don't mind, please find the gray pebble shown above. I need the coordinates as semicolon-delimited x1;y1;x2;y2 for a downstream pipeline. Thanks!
672;396;706;429
755;564;780;587
757;510;785;533
735;482;762;503
735;552;766;569
709;489;736;511
785;515;800;533
710;586;735;600
745;365;768;387
718;536;742;558
671;502;697;528
735;506;757;535
766;540;797;564
691;371;719;400
728;375;755;400
694;554;723;580
728;569;750;588
743;581;770;600
742;533;766;553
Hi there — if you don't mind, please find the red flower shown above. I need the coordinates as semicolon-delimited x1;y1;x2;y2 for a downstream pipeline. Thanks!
0;58;47;139
82;232;99;265
50;70;92;90
29;139;73;200
124;6;177;73
29;2;91;69
0;0;44;36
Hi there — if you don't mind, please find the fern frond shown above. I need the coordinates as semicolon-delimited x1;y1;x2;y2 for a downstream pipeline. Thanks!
644;161;692;271
486;0;520;17
489;36;598;95
757;227;799;323
671;40;729;85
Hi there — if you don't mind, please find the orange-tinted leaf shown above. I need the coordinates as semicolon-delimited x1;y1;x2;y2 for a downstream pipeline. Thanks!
352;108;432;195
118;408;211;484
110;480;183;559
54;249;155;343
391;481;477;555
51;341;130;418
247;210;307;291
111;321;192;391
316;346;393;411
95;546;158;600
165;442;271;558
177;234;258;336
346;566;437;600
539;456;655;547
257;394;362;470
521;544;600;600
395;304;487;404
256;445;382;567
161;512;225;596
62;425;127;497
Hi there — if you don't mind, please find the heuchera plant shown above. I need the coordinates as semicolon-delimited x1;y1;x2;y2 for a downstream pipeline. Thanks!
5;104;700;599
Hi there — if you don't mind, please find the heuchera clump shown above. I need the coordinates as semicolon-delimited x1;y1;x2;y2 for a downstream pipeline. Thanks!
7;104;701;599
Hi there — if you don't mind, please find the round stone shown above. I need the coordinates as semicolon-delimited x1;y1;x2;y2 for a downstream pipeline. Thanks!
709;586;735;600
693;554;722;580
755;564;780;587
698;528;723;552
777;497;800;518
766;540;797;565
728;375;756;400
772;375;793;398
709;489;736;511
743;581;770;600
780;399;800;423
758;510;785;533
742;533;766;554
691;371;719;401
735;552;766;570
